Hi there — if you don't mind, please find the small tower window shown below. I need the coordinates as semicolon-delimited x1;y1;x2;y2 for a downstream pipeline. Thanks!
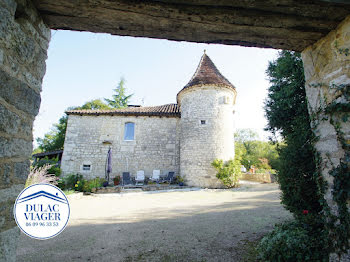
201;120;206;125
82;164;91;171
124;122;135;141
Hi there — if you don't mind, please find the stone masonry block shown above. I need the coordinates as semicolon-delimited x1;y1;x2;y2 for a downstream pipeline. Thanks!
0;137;32;158
13;160;30;184
0;227;20;262
0;200;16;232
0;163;12;189
0;103;32;137
0;68;41;116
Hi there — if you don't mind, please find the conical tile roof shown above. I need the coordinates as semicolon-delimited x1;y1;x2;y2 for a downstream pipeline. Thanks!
177;52;235;99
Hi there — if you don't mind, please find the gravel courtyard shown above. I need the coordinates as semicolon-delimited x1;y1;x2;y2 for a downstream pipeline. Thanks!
16;183;291;262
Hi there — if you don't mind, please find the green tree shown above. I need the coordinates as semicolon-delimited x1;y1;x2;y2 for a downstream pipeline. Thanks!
257;51;330;262
36;115;68;152
104;78;133;108
234;128;279;170
36;99;112;152
235;128;259;143
264;50;321;217
75;99;112;110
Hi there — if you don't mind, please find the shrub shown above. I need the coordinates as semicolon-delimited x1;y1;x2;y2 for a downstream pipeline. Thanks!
264;51;322;218
74;179;86;192
257;158;271;170
49;165;61;176
33;156;61;176
211;159;241;187
25;164;59;187
83;178;104;192
58;173;83;190
257;221;329;262
58;175;104;192
276;134;322;218
174;175;184;184
57;179;65;190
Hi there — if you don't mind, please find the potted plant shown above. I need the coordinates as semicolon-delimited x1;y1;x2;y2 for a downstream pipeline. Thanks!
176;176;185;186
102;181;109;187
113;175;121;186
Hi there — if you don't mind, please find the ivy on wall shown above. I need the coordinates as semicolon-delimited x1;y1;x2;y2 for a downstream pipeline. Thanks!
309;81;350;257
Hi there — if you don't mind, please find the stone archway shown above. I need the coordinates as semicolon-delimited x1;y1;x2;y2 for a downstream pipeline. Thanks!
1;1;349;261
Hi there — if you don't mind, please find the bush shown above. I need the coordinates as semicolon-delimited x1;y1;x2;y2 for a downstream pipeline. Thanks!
83;178;104;192
57;179;65;190
211;159;241;187
58;174;104;193
58;173;83;190
33;156;61;176
276;133;322;218
46;165;61;176
75;179;86;191
264;51;322;218
174;175;184;184
257;221;329;262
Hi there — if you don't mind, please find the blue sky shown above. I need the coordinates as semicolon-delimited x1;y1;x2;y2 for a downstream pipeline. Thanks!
33;30;279;146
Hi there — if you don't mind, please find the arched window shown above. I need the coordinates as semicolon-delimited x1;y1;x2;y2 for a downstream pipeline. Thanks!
124;122;135;141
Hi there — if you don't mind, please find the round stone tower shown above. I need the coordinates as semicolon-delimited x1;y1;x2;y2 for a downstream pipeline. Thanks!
178;52;237;188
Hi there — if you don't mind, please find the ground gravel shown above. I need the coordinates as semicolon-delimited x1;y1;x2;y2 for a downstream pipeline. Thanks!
16;183;291;262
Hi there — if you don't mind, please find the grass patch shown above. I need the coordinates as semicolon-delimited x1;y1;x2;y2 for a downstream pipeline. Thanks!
63;190;75;195
240;238;261;262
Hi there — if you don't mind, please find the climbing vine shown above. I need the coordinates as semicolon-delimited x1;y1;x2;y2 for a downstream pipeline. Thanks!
310;82;350;257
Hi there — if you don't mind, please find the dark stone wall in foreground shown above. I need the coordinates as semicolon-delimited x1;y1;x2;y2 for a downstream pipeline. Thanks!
0;0;50;261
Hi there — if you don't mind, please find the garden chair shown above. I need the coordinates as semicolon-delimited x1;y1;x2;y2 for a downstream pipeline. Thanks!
122;172;132;186
164;171;175;184
150;170;160;183
135;170;145;185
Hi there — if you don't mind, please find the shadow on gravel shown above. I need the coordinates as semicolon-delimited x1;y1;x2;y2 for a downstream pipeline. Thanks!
17;189;291;262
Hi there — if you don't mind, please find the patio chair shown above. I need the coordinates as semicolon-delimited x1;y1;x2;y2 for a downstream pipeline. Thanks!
122;172;132;186
150;170;160;183
164;171;175;184
135;170;145;185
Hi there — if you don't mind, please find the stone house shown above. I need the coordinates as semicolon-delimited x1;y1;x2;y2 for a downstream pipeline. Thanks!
61;53;237;188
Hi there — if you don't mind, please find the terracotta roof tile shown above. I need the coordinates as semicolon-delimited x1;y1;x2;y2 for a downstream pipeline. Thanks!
66;104;180;117
178;53;235;98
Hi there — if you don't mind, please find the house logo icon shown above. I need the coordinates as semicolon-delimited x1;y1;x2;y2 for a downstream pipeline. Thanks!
13;183;70;240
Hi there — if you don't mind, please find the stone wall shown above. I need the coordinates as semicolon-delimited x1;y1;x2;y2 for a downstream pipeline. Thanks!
240;173;275;183
179;86;236;188
0;0;50;261
302;15;350;261
61;115;180;180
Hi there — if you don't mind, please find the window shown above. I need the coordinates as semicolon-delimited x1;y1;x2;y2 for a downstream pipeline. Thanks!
124;122;135;141
201;120;206;125
82;164;91;171
224;96;230;104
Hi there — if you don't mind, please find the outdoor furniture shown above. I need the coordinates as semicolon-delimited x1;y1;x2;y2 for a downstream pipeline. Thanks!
122;172;132;186
150;170;160;183
135;170;145;185
164;171;175;184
